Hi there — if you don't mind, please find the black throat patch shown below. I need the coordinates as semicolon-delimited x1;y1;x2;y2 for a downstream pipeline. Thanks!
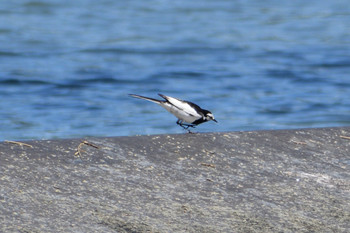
191;117;207;125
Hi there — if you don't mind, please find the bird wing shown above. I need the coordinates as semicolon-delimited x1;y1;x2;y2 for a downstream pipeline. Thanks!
158;94;203;118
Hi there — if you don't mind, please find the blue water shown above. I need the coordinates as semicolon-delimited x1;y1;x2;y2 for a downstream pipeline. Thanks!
1;0;350;140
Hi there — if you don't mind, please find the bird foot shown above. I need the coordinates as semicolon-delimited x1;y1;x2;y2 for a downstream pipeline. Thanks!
187;130;198;134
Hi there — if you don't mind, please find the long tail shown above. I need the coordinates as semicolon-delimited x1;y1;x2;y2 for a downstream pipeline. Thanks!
129;94;163;104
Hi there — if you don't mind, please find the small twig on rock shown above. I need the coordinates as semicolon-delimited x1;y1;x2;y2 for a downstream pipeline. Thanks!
200;163;216;168
75;140;100;157
5;140;33;148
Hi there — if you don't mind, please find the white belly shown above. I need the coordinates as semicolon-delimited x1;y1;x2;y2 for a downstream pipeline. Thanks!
161;102;200;124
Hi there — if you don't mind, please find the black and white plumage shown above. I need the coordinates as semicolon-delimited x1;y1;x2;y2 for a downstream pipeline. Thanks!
129;93;217;131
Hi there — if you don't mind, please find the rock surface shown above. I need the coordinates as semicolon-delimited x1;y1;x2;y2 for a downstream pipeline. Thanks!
1;127;350;232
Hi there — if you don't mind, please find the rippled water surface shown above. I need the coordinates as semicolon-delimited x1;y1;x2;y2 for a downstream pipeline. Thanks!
1;0;350;140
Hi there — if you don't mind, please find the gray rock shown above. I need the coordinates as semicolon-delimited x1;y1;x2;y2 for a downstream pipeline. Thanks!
1;127;350;232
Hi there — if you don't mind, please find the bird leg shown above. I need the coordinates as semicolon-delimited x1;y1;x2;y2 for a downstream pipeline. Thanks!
176;120;196;133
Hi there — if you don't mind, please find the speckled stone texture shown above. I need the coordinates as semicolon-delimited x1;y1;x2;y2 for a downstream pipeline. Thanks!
1;127;350;232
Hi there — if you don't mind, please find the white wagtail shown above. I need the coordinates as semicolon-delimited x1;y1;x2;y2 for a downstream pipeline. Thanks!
129;94;217;132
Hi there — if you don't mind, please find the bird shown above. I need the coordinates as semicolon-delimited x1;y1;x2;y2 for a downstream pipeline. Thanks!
129;93;217;132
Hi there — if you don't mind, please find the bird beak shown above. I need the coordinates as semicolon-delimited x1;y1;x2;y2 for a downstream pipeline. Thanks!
213;119;218;123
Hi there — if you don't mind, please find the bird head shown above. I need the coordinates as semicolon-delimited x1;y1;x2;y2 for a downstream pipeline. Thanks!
204;111;218;123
